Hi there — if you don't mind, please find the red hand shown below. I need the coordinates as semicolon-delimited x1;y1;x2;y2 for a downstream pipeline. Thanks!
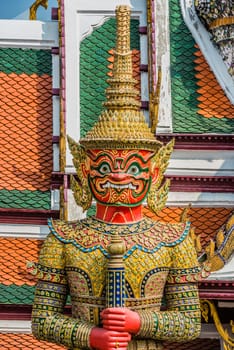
101;308;141;334
89;327;131;350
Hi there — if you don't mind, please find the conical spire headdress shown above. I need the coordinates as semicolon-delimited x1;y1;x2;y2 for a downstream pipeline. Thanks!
80;5;162;152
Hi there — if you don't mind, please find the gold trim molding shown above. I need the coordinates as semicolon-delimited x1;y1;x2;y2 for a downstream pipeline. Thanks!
200;299;234;350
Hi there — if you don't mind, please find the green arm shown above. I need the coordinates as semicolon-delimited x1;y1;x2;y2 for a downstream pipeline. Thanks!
31;233;93;349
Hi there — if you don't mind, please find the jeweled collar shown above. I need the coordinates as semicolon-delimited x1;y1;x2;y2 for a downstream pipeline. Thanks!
48;217;190;257
78;216;155;235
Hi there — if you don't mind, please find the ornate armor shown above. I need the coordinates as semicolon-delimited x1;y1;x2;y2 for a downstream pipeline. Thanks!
31;217;201;349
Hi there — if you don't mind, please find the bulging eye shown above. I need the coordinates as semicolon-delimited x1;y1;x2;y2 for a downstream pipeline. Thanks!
99;163;111;174
127;164;140;175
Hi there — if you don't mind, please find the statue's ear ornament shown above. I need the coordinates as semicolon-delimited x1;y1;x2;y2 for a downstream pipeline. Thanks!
67;135;92;212
147;138;175;214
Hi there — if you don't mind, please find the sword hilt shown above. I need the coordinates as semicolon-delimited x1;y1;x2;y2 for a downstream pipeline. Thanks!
106;234;126;307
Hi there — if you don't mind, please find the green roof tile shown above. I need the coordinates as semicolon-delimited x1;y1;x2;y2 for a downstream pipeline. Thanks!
0;48;52;76
0;284;72;305
0;190;51;209
180;115;234;133
0;284;35;304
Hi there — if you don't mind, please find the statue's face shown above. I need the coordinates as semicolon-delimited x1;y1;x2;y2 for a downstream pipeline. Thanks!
86;149;157;206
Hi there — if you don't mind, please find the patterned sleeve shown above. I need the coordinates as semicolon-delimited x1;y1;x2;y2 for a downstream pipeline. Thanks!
137;234;201;342
31;233;93;349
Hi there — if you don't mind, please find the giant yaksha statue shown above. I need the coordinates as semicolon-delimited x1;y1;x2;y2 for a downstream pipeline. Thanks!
30;5;203;350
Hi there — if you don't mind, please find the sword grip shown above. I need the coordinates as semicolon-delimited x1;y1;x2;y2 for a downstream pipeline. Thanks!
106;234;126;307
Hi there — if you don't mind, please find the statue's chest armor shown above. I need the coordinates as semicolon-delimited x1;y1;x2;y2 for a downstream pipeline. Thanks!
51;217;189;324
65;244;171;301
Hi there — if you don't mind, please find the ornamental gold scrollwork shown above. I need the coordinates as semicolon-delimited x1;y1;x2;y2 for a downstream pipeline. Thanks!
67;136;92;212
147;0;161;133
203;213;234;271
200;299;234;350
147;138;174;214
29;0;60;20
29;0;48;20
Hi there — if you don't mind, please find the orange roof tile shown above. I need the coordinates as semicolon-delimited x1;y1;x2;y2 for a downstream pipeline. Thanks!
143;206;182;223
0;333;66;350
194;48;234;119
0;238;43;286
143;206;232;248
0;333;220;350
0;72;53;191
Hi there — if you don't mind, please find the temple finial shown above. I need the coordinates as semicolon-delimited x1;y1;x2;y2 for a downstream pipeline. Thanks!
104;5;140;111
115;5;131;55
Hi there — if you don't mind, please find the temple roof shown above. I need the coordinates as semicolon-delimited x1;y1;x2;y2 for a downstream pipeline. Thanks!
0;333;66;349
169;0;234;133
0;332;221;350
0;238;42;304
0;238;42;287
194;48;234;119
143;207;232;248
0;48;52;210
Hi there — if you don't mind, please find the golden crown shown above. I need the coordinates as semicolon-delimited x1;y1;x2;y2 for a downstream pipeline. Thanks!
79;5;162;152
